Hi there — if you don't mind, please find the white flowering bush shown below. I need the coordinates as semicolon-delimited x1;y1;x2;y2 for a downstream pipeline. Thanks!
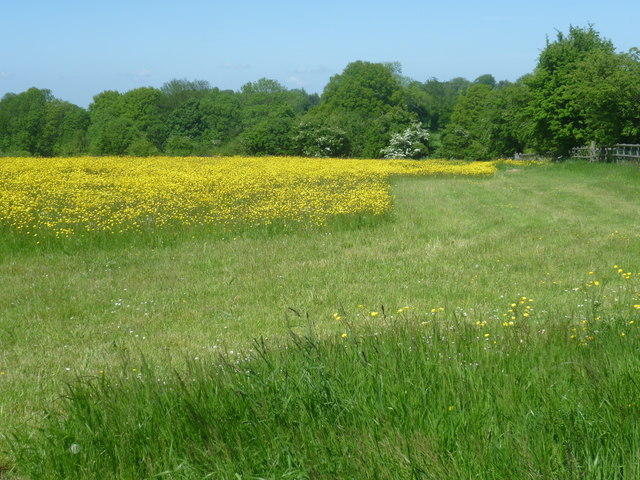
294;122;350;157
380;123;431;159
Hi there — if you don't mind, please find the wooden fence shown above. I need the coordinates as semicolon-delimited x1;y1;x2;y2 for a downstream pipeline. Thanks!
513;152;551;161
570;143;640;163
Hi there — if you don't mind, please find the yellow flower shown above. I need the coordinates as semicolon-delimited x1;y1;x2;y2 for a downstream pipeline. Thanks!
370;311;379;317
341;333;348;338
0;156;496;238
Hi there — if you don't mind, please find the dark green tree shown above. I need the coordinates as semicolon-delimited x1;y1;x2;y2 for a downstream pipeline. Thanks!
483;78;532;157
239;106;297;156
198;88;242;151
420;77;471;131
474;74;497;87
438;84;493;160
0;88;88;156
159;79;211;111
41;99;90;155
300;61;416;157
234;79;316;155
88;87;165;155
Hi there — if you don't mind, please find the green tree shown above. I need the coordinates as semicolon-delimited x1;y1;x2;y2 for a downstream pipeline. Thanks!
0;88;88;156
163;101;206;155
87;87;165;155
439;84;493;160
88;117;136;155
239;106;297;156
474;74;497;88
420;77;471;131
198;88;242;151
526;25;619;155
159;78;211;111
87;91;127;154
321;61;404;117
300;61;416;157
566;48;640;144
483;78;532;157
234;79;316;155
41;99;89;155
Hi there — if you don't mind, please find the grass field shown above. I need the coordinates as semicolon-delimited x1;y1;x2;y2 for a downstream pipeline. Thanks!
1;159;640;478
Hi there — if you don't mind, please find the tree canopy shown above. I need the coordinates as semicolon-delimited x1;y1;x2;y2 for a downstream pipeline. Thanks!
1;25;638;159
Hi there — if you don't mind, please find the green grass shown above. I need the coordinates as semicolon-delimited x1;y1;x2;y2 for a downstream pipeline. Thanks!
9;315;640;479
2;161;640;478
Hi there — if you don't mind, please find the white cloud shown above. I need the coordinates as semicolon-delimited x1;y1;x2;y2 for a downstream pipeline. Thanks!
134;69;152;79
0;72;14;78
286;76;305;88
293;65;331;75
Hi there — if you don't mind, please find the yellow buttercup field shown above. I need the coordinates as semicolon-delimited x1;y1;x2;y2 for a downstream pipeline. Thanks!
0;156;497;238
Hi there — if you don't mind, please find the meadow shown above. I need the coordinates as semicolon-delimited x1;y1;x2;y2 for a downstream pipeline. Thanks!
0;157;639;478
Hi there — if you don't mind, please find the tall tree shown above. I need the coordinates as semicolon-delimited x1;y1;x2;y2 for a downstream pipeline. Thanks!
438;84;493;160
320;61;404;117
420;77;471;131
566;48;640;145
0;88;88;156
301;61;416;157
88;87;165;155
483;77;532;157
526;25;619;155
159;78;211;111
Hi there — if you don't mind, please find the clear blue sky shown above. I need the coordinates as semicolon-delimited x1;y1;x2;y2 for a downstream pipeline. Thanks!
1;0;638;107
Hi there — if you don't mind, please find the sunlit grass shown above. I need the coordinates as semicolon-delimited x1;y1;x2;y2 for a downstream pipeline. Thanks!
1;159;639;478
9;299;640;479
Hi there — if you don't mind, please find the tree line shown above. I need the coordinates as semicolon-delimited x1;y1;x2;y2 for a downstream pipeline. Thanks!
1;26;639;160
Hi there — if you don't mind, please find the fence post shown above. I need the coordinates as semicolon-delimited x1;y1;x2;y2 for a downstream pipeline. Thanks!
589;141;596;162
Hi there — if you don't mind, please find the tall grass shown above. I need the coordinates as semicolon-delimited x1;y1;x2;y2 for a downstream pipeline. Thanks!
2;160;640;477
10;309;640;479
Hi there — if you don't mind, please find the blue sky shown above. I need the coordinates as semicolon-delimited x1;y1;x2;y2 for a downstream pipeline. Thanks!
1;0;638;107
